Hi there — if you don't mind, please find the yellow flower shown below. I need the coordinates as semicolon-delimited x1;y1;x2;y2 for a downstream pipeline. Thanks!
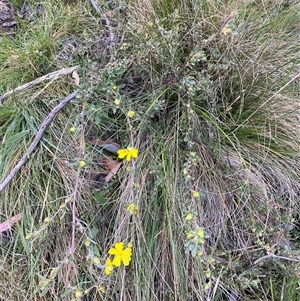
43;217;51;223
39;278;49;286
185;213;194;221
197;250;203;257
127;111;135;118
112;85;117;91
25;233;34;240
120;43;128;50
59;203;66;210
204;283;211;290
49;268;57;277
114;99;121;105
117;147;138;161
222;26;232;35
197;228;205;238
104;257;114;275
69;127;76;133
84;239;91;247
208;256;215;264
74;290;83;298
192;191;200;198
92;256;101;265
197;228;206;244
97;284;105;293
127;204;139;216
186;231;195;240
108;242;132;267
78;160;86;168
65;198;71;204
197;228;205;245
198;236;205;244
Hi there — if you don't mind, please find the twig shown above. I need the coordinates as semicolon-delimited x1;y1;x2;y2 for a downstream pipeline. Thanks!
0;90;79;194
0;66;79;104
254;253;299;265
89;0;101;13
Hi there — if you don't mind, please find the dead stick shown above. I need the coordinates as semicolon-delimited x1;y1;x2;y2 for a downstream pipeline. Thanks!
89;0;101;13
0;66;79;104
0;90;79;193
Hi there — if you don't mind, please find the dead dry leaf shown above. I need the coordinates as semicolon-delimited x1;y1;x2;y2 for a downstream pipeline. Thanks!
105;162;122;183
99;156;121;171
105;10;115;18
72;70;80;85
87;138;120;153
0;213;22;233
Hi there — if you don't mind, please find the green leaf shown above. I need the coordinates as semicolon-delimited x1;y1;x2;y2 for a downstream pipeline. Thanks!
191;246;198;257
94;191;106;205
93;245;101;258
90;227;99;238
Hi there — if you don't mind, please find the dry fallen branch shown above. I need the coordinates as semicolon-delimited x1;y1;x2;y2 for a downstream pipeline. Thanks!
0;90;79;194
0;65;79;104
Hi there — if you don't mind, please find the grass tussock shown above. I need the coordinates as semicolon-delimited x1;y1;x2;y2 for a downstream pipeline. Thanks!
1;0;300;300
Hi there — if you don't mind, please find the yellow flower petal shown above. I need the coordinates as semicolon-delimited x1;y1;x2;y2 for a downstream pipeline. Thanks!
97;284;105;293
127;147;138;158
75;290;83;298
126;152;131;161
186;231;195;240
197;228;205;238
104;258;114;275
108;242;123;255
121;248;132;266
127;204;139;216
115;242;124;252
185;213;194;221
112;255;121;267
92;256;100;265
127;111;135;118
79;160;86;168
69;127;76;133
114;99;121;105
222;26;232;35
198;237;205;244
117;149;129;159
192;191;200;198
